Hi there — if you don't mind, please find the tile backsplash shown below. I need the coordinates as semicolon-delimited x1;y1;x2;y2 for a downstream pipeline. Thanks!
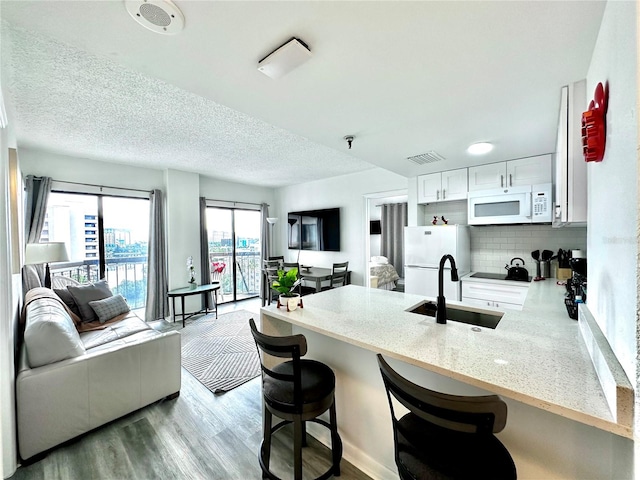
469;224;586;275
421;202;587;276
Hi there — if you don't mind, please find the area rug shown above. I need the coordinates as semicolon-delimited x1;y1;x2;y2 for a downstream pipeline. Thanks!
180;310;261;394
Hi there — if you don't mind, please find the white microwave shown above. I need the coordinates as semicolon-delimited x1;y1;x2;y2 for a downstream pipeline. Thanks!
468;184;553;225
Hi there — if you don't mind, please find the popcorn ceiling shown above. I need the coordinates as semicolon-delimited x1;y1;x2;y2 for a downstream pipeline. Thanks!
1;22;374;187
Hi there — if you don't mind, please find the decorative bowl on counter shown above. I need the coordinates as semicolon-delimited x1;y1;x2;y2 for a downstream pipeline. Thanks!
301;265;313;272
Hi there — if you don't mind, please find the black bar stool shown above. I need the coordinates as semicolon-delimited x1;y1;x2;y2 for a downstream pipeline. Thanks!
377;354;517;480
249;319;342;480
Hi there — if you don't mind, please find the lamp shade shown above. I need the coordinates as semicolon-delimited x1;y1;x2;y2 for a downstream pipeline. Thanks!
25;242;70;265
266;217;278;224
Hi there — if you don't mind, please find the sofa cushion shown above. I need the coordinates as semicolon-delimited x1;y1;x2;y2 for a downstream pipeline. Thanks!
67;280;113;323
80;314;153;350
53;287;82;318
89;294;130;323
24;297;86;368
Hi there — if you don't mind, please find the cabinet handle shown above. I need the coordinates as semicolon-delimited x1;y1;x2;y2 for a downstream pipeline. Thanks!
509;174;513;186
442;189;446;199
436;190;440;200
500;174;504;187
487;301;491;306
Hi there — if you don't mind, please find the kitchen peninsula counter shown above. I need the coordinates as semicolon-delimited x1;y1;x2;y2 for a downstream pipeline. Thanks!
260;282;633;479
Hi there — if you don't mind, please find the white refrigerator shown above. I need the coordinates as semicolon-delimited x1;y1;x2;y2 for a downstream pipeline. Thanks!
404;225;471;300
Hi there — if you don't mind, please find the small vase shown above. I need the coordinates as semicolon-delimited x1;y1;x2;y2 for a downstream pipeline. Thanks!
188;282;197;290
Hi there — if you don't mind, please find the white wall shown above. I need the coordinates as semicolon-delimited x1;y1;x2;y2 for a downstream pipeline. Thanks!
585;0;637;387
199;175;276;208
18;148;165;192
275;168;407;286
0;80;19;478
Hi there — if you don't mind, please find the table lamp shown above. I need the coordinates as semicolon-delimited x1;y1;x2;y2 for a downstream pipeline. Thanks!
25;242;70;288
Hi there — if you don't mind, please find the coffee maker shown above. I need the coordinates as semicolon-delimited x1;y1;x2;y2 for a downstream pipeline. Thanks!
564;257;587;319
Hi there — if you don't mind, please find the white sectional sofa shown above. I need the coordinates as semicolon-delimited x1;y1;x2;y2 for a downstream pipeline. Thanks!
16;287;181;461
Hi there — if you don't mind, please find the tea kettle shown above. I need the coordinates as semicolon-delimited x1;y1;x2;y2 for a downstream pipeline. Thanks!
505;257;529;281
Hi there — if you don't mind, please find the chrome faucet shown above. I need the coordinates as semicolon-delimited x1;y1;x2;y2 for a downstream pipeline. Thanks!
436;254;459;324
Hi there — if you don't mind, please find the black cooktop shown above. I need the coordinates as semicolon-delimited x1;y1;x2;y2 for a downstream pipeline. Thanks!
469;272;532;283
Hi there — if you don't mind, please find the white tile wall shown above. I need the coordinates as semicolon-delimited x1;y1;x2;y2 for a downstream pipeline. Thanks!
422;202;587;277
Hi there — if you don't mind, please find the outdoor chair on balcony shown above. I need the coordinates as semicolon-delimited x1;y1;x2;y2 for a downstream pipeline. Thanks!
51;275;82;289
210;261;226;302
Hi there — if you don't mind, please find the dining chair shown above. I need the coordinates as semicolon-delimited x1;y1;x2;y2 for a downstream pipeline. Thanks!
263;259;282;306
321;261;349;291
282;262;301;295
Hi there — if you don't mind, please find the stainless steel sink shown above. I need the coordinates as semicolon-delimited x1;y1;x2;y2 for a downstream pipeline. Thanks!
407;301;504;329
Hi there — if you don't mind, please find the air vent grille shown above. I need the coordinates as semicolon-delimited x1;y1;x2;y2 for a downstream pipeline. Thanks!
406;151;446;165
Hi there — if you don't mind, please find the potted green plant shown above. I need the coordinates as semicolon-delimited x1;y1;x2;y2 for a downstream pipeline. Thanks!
272;267;302;311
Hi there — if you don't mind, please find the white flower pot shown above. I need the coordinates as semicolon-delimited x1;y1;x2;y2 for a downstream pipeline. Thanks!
279;293;301;311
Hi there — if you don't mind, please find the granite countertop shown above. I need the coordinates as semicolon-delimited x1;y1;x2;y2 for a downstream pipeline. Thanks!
261;281;632;438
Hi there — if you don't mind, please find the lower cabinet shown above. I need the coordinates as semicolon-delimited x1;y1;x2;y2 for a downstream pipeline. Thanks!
461;281;529;311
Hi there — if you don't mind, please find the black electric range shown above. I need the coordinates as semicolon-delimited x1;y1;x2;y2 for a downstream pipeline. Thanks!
469;272;532;283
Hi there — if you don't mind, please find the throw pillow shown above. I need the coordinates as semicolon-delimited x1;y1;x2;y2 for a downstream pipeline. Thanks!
53;287;82;318
89;294;130;324
24;298;86;368
67;280;113;323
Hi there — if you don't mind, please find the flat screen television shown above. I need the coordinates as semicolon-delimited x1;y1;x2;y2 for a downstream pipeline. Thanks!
288;208;340;251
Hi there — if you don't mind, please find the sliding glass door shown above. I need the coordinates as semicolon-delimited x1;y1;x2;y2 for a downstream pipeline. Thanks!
42;192;150;308
206;206;262;303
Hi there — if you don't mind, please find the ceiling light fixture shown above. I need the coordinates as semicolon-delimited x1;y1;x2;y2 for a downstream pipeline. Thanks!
467;142;493;155
125;0;185;35
258;38;312;79
344;136;354;149
467;142;494;155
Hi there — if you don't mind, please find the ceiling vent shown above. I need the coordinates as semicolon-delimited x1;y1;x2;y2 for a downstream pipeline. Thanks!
406;151;446;165
125;0;185;35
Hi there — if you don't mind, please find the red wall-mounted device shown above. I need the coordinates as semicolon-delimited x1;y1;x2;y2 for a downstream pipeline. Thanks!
581;82;608;162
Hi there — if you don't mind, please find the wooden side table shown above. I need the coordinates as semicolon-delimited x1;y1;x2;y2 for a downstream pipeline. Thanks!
167;282;220;328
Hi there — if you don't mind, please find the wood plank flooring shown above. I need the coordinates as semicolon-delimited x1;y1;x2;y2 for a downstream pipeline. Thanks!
10;298;373;480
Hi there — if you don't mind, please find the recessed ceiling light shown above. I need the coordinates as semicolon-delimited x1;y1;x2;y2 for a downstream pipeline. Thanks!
467;142;494;155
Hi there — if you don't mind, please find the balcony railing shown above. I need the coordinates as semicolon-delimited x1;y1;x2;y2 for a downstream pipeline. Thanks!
51;250;264;308
51;256;148;309
209;250;262;301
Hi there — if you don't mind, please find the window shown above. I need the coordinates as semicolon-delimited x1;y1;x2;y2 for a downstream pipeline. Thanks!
43;192;150;308
206;206;262;303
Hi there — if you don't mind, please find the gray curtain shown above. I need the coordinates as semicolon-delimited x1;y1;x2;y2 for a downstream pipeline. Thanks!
381;202;408;277
199;197;210;309
145;189;169;322
260;203;269;303
24;175;52;243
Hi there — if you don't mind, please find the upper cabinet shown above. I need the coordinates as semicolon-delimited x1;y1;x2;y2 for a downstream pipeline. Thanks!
417;168;467;203
554;80;587;226
468;155;552;192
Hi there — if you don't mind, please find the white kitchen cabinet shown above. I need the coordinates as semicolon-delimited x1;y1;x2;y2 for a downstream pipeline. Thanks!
554;80;587;226
468;155;552;192
461;280;529;311
417;168;467;203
